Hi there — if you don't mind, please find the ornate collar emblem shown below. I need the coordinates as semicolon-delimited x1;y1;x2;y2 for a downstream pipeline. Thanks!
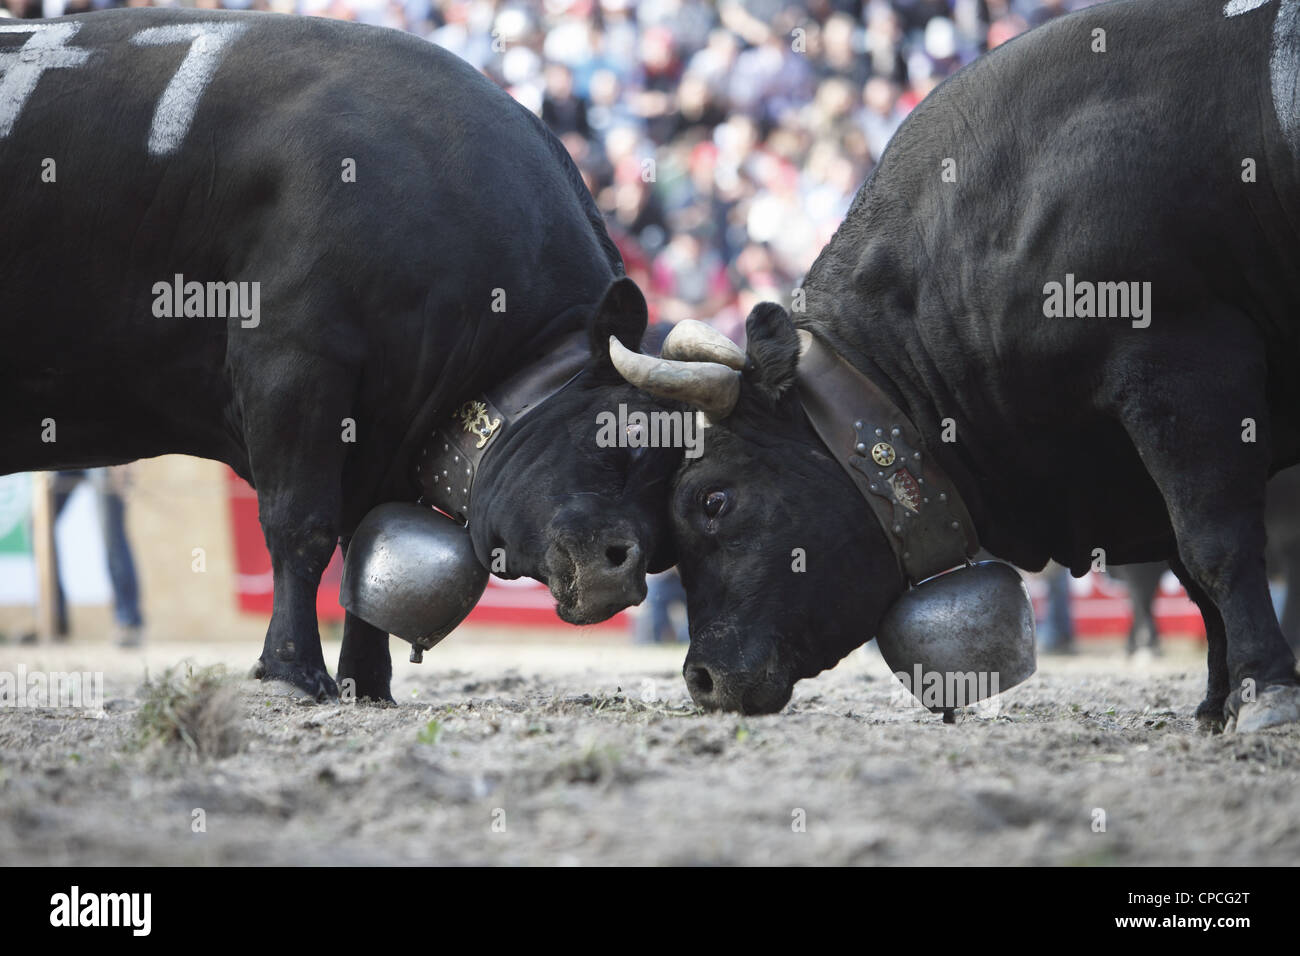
456;400;502;449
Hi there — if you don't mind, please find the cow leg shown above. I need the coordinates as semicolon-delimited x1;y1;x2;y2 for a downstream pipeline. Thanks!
1170;558;1228;732
337;613;394;703
1120;368;1299;731
336;537;395;703
243;358;353;701
248;517;339;700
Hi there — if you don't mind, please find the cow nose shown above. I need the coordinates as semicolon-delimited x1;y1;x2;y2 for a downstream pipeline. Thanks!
684;649;795;714
543;527;648;624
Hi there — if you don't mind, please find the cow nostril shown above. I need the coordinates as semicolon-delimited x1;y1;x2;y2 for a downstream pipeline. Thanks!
605;541;638;568
686;664;714;696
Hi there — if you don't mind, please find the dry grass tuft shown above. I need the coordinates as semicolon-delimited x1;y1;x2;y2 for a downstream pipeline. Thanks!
135;663;244;760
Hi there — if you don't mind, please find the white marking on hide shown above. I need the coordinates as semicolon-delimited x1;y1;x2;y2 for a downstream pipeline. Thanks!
1270;0;1300;148
1225;0;1272;16
0;23;92;138
1224;0;1300;154
130;22;249;156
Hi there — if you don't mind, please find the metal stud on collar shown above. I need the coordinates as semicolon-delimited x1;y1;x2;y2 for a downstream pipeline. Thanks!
848;419;971;584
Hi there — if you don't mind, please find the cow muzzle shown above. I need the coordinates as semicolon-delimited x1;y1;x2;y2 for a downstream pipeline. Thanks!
682;640;795;715
544;528;648;624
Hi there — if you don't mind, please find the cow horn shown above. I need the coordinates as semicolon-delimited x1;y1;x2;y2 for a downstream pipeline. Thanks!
661;320;747;370
609;336;740;420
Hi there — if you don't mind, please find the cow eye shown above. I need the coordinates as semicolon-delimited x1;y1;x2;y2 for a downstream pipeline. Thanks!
702;490;729;519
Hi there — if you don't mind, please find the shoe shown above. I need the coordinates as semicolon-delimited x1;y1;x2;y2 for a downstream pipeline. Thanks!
1039;641;1077;656
114;626;144;649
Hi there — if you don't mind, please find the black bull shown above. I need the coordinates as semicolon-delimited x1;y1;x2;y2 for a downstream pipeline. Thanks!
1114;465;1300;655
635;0;1300;728
0;9;683;700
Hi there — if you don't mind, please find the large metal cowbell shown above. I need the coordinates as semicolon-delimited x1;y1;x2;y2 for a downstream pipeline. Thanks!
340;503;488;660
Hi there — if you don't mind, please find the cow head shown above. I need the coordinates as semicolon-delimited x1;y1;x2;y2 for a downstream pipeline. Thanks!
468;277;683;624
614;303;906;713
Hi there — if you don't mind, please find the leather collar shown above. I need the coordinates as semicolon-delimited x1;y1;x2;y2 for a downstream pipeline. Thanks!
795;330;978;584
416;331;590;525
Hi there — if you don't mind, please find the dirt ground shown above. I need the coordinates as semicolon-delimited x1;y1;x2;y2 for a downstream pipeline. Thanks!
1;630;1298;866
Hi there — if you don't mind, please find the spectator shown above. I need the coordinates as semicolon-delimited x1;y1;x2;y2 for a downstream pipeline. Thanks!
1036;562;1074;655
51;468;145;648
541;62;590;138
634;569;689;644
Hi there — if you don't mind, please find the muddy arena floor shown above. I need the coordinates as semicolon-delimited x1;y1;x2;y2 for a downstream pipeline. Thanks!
1;630;1297;866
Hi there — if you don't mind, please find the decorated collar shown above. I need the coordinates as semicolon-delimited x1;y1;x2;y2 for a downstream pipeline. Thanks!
794;330;978;584
416;331;590;525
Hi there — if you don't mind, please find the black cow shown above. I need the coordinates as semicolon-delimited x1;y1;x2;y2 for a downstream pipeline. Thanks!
1115;466;1300;654
0;9;680;700
620;0;1300;729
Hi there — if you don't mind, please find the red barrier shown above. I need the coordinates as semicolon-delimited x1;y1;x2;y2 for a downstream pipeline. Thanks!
1027;569;1206;638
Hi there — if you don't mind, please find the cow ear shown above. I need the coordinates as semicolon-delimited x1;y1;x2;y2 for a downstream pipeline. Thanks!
588;276;648;362
743;302;799;406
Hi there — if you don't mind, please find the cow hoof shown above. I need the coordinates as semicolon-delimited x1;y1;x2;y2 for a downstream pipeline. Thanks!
1230;684;1300;733
1194;697;1226;733
260;679;325;701
249;657;338;702
337;676;396;705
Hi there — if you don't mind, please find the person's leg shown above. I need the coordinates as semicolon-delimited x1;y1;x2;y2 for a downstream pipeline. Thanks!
649;580;672;643
663;569;690;643
1038;563;1074;654
94;477;144;642
635;573;668;644
1120;562;1164;656
51;470;85;639
633;606;656;644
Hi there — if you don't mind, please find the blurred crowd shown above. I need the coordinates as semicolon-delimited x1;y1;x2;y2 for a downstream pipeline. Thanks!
6;0;1100;339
